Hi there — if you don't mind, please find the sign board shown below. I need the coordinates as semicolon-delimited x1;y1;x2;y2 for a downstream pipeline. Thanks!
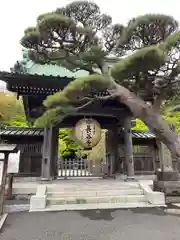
7;151;20;174
0;154;4;184
0;161;3;184
0;151;20;184
0;153;4;160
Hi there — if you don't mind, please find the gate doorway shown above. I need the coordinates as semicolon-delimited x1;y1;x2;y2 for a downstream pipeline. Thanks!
57;128;110;179
57;151;108;179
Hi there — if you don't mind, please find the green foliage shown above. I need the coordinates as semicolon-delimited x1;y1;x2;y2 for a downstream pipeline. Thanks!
132;119;149;131
45;74;108;106
37;13;75;33
161;95;180;133
0;92;82;158
120;14;178;48
35;74;110;127
62;74;109;99
7;116;29;127
34;105;75;127
132;114;180;133
20;1;180;130
21;30;41;49
59;129;83;158
111;46;166;81
164;112;180;134
0;93;28;127
56;1;112;31
132;95;180;133
160;31;180;52
79;46;107;64
20;1;120;73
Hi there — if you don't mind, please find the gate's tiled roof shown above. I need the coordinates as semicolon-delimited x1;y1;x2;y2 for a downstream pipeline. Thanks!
0;127;155;139
131;130;155;138
0;127;44;137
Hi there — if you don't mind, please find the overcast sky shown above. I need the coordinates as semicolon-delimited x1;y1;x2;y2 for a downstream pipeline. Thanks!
0;0;179;86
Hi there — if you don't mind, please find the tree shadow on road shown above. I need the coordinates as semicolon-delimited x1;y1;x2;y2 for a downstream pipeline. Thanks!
77;207;180;220
77;209;119;221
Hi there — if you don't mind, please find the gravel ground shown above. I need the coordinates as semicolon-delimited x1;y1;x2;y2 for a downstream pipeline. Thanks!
1;208;180;240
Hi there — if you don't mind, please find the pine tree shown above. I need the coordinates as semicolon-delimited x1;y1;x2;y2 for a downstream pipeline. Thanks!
21;1;180;161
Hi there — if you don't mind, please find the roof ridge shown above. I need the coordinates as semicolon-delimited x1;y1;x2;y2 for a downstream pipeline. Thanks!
1;127;153;132
0;126;44;130
0;127;156;139
131;129;152;132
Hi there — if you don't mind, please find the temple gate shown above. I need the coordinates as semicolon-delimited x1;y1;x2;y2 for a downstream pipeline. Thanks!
0;56;171;180
0;126;161;180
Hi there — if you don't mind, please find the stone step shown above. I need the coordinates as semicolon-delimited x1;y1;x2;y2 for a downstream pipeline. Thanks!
40;202;159;212
47;195;146;205
46;184;140;192
47;189;144;197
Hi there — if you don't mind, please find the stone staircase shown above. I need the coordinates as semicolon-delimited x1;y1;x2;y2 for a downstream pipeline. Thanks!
47;183;145;206
29;180;166;212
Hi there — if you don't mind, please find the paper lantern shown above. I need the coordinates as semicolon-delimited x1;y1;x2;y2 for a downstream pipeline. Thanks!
74;118;101;149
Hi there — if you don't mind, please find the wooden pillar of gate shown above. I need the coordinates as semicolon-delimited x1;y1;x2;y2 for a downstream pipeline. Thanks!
124;117;135;178
53;128;59;178
105;128;118;177
41;126;59;180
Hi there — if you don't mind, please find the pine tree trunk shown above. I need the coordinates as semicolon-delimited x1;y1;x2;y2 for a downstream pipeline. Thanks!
113;84;180;161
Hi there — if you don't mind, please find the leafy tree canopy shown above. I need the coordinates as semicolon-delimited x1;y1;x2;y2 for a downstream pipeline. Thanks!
0;92;81;157
59;128;83;159
20;1;180;159
133;95;180;133
0;92;28;127
20;1;180;126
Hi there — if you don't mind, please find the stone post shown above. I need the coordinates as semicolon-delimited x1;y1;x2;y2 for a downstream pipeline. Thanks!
158;141;173;172
156;123;179;181
124;117;135;179
156;140;179;181
153;124;180;194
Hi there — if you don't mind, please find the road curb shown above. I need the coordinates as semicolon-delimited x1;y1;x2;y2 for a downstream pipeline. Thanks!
165;208;180;215
4;204;29;213
0;213;8;232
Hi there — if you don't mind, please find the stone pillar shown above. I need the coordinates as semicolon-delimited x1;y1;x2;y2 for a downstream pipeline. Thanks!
124;117;135;178
158;141;173;172
155;123;179;181
153;123;180;194
156;140;179;181
41;126;59;181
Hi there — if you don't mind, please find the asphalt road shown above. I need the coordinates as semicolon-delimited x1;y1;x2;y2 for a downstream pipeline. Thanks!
1;208;180;240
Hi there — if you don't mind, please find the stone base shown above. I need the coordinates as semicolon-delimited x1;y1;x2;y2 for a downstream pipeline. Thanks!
30;195;46;210
30;185;47;210
40;177;54;182
156;171;179;181
153;180;180;196
124;176;137;182
139;182;165;205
